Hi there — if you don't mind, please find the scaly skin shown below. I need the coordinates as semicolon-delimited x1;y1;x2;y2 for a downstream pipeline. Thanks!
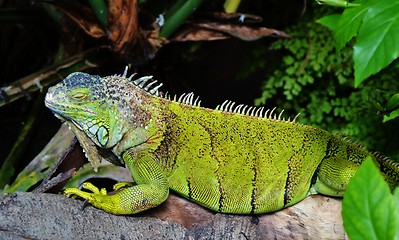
45;71;399;215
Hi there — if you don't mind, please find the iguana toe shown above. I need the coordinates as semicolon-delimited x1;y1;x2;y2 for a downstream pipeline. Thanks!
113;182;134;191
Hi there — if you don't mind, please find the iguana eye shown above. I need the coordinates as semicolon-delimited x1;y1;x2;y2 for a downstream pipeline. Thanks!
97;126;109;147
72;92;87;101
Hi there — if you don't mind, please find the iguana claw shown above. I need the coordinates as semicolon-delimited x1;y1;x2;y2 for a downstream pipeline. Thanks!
64;182;107;200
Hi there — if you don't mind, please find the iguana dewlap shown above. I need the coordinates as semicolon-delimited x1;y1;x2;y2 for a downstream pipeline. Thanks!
44;69;399;215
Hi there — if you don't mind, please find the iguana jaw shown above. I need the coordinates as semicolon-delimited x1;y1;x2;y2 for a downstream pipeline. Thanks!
45;95;84;131
45;102;103;171
51;112;83;131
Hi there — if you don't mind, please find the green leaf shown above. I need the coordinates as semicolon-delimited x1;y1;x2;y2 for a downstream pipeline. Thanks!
334;0;372;50
386;93;399;111
394;188;399;214
342;157;399;240
317;14;342;31
395;189;399;240
383;108;399;122
354;0;399;86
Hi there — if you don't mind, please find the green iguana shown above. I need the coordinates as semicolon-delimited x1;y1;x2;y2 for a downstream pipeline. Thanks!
44;68;399;215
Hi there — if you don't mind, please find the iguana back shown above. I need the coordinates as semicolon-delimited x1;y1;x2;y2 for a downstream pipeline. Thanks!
155;98;367;213
45;70;399;215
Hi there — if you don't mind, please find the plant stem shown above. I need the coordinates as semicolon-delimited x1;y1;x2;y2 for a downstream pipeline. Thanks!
160;0;203;38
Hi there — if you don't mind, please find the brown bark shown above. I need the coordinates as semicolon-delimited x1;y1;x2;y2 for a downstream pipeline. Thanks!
0;192;346;239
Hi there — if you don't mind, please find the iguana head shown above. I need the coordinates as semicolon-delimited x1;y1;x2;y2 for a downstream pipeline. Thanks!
45;71;164;169
45;72;125;149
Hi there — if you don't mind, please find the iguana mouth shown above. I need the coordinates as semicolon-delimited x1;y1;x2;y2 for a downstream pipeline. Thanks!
45;93;84;131
48;109;83;131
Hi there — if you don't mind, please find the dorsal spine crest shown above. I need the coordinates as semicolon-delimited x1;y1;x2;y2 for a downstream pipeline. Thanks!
120;68;300;123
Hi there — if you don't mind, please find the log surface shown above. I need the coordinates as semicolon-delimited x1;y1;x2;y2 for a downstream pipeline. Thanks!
0;192;346;239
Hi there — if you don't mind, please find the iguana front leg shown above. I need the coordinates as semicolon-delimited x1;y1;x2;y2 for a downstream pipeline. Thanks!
64;150;169;215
